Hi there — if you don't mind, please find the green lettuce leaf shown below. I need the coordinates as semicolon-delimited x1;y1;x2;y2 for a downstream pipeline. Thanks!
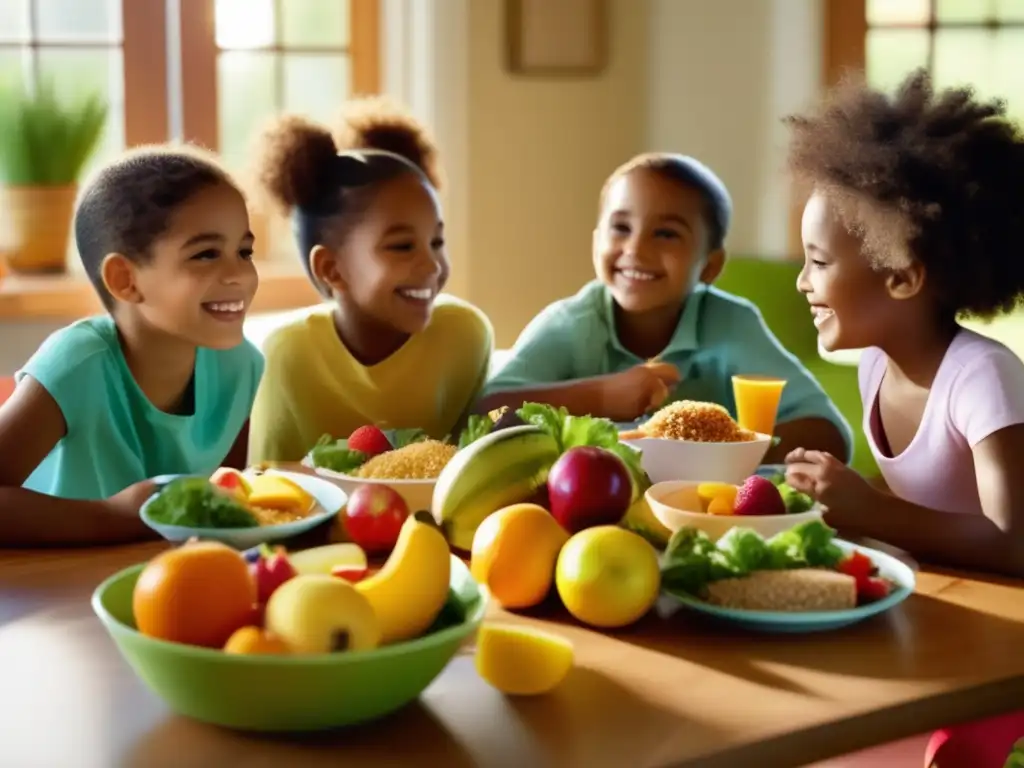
457;414;494;449
309;434;369;474
766;520;844;569
146;477;258;529
388;428;429;449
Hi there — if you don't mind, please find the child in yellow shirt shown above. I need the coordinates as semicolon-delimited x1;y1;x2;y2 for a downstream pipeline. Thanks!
247;98;493;463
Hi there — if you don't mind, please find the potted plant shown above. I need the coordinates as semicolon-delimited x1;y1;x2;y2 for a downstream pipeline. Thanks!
0;79;107;274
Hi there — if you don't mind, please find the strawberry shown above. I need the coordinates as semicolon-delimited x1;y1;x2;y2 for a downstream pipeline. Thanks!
857;576;891;604
732;475;786;516
348;425;392;457
837;550;875;582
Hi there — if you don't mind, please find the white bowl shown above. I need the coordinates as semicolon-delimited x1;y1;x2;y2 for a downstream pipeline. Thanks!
622;433;772;484
645;480;822;541
300;453;436;513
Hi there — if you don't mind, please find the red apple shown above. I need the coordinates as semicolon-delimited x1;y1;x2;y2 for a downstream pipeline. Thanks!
547;446;633;533
344;484;410;555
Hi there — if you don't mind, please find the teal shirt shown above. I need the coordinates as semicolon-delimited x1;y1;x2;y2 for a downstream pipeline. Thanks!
17;316;265;500
484;280;852;455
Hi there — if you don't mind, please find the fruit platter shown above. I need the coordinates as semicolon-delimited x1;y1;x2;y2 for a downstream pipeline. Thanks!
658;519;915;632
140;468;343;549
92;512;488;731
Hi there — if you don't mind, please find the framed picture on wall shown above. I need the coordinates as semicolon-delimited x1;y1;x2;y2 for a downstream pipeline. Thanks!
505;0;608;76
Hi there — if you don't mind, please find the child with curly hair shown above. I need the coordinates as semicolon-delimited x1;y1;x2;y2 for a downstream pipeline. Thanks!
783;69;1024;767
0;146;263;546
480;152;851;463
247;97;492;462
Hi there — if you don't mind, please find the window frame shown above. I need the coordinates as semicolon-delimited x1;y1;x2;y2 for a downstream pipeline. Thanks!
0;0;380;320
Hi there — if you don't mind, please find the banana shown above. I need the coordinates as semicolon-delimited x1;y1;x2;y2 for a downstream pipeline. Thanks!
432;425;561;551
354;511;451;645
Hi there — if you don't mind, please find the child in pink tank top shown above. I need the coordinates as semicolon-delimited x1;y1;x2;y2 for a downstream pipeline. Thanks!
781;69;1024;767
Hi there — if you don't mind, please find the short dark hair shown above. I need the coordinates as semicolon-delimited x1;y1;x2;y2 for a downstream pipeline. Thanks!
250;97;441;296
784;68;1024;320
601;153;733;251
74;145;233;309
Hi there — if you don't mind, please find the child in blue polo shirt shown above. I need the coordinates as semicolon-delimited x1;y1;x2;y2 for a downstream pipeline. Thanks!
480;153;851;463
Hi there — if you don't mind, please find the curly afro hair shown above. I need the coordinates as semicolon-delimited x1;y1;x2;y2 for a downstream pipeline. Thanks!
249;97;442;292
784;67;1024;320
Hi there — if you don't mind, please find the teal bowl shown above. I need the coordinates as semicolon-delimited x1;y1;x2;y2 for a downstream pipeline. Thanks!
92;555;486;732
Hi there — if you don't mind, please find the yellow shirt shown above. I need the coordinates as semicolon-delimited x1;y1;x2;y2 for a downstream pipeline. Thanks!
248;295;493;463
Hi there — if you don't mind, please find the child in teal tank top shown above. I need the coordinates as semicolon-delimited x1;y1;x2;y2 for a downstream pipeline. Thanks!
0;146;264;547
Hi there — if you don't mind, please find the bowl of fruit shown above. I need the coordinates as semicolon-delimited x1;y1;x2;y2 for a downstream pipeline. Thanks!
140;467;344;550
645;473;822;541
92;512;486;732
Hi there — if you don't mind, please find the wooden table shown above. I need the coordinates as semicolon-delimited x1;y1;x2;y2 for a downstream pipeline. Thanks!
2;543;1023;768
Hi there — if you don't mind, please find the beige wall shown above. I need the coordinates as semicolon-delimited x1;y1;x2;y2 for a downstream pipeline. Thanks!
464;0;649;348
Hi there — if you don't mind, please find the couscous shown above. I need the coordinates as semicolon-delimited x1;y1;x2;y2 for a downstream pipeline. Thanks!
355;440;459;480
640;400;757;443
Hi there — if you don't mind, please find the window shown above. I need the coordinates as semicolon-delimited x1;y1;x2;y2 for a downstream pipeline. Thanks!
828;0;1024;118
0;0;379;320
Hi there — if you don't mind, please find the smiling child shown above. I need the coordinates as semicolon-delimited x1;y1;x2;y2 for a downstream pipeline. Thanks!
246;98;492;463
479;153;851;463
0;146;264;547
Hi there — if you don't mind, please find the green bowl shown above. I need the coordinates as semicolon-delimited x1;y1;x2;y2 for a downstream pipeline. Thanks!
91;555;486;732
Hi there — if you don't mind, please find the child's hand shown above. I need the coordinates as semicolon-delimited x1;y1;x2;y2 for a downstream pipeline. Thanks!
600;361;681;422
784;449;876;523
106;479;159;518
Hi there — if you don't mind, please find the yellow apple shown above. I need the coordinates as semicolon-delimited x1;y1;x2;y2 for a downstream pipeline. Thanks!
264;574;381;654
555;526;661;628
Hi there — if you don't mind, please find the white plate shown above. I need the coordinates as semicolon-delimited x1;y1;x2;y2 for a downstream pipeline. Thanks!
660;540;916;633
139;470;345;550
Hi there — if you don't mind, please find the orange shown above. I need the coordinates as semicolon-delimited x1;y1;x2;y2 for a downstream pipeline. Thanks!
707;495;734;515
133;541;256;648
470;504;569;609
223;626;291;655
475;622;574;695
697;482;738;512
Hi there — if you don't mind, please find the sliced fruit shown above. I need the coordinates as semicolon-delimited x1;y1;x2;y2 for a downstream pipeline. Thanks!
288;543;368;576
696;482;738;512
475;622;574;696
355;511;452;645
706;495;734;515
210;467;252;501
223;625;291;655
432;425;560;551
246;474;315;515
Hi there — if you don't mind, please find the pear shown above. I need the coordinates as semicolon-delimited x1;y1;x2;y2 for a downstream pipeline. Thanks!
264;574;381;654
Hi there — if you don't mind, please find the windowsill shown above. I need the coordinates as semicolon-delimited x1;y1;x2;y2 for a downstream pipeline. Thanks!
0;264;322;321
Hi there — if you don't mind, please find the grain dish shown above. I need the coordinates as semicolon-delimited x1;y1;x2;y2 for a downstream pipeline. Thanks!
355;440;458;480
704;569;857;612
641;400;757;443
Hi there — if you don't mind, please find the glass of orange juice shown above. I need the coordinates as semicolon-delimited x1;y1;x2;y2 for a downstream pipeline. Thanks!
732;375;787;436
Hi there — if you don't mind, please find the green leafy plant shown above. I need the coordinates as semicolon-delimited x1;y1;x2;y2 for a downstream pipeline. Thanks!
0;79;107;186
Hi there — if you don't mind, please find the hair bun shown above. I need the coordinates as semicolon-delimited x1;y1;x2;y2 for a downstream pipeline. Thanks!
334;96;443;189
250;114;338;215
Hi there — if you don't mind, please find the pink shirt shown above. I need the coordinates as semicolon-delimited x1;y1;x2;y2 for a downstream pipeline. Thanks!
859;328;1024;515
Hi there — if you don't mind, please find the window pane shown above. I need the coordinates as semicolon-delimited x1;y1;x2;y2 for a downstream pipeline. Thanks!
996;0;1024;20
215;0;275;50
0;48;27;89
867;0;931;25
282;53;348;124
218;51;277;172
36;47;125;176
35;0;122;43
0;0;30;42
280;0;349;48
934;29;1024;121
866;29;930;91
936;0;994;22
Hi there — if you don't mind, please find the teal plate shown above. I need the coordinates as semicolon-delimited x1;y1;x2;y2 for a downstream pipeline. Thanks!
662;540;916;633
140;470;345;550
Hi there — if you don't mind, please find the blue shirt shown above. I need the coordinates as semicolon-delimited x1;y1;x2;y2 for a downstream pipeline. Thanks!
17;315;265;500
484;280;853;454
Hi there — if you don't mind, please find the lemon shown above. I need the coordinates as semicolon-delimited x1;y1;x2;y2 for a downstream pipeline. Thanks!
475;622;574;696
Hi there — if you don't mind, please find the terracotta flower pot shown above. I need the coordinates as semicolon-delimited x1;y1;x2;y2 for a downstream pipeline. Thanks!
0;185;79;274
